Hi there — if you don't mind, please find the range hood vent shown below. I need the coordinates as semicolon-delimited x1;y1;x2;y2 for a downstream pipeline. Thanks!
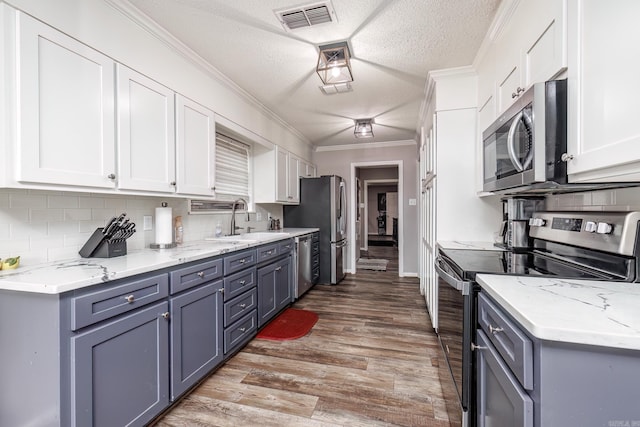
275;2;336;31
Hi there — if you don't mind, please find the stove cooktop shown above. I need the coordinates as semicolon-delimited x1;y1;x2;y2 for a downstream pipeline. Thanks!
438;247;629;282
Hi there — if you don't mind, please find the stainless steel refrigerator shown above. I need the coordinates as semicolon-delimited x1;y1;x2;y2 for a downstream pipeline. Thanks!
283;175;347;285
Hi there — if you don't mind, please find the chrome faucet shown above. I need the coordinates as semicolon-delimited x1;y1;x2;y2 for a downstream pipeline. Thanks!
230;198;250;236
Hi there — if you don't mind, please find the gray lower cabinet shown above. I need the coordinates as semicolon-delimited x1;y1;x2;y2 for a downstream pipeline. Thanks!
257;255;291;327
71;301;170;427
476;330;533;427
222;250;258;356
476;292;640;427
169;280;224;400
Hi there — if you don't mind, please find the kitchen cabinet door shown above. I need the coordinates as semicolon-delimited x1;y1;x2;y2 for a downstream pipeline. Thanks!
16;12;116;189
71;302;169;427
175;95;216;197
287;153;300;203
257;262;278;327
169;281;223;400
275;146;289;202
493;0;566;115
117;65;176;193
274;256;292;311
566;0;640;182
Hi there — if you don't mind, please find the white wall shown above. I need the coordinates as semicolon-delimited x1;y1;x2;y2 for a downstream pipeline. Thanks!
313;142;419;275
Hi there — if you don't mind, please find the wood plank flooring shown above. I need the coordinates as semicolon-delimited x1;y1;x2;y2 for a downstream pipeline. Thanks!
154;247;455;426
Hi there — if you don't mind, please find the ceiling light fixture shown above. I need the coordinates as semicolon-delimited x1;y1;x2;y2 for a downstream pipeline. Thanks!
316;41;353;85
354;119;374;138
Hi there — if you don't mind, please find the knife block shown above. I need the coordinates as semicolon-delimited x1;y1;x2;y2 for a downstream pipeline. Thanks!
79;228;128;258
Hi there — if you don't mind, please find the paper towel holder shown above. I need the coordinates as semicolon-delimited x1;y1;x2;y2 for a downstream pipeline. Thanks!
150;202;177;249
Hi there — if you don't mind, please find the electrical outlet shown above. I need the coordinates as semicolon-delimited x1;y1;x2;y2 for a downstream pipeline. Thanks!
143;215;153;230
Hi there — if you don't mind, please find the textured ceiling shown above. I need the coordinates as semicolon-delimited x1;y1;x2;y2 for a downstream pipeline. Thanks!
125;0;500;147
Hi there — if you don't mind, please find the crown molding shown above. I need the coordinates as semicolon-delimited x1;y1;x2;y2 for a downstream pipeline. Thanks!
104;0;312;148
315;139;417;152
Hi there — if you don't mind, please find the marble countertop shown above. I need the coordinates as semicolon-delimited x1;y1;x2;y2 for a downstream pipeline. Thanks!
477;274;640;351
0;228;318;295
437;241;505;251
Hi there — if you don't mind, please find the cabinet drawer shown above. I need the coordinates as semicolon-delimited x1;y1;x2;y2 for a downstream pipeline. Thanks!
71;273;169;331
477;293;533;390
224;249;257;275
224;288;257;327
257;243;279;263
223;267;256;302
170;258;223;295
224;311;257;354
278;239;294;254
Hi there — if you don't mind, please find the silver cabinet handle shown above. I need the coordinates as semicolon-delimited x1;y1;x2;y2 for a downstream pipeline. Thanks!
125;294;135;303
239;259;246;264
170;181;176;186
511;86;525;98
239;303;247;309
197;271;204;278
239;280;246;285
471;343;487;351
489;324;504;335
561;153;574;162
107;173;116;180
219;288;224;294
162;312;170;319
239;327;246;332
275;266;282;271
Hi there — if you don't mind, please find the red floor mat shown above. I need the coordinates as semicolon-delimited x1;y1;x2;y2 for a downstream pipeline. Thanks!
256;308;319;341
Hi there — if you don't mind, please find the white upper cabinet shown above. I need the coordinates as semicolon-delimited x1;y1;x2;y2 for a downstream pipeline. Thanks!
492;0;567;115
254;145;311;204
566;0;640;182
116;65;176;193
287;153;300;204
275;146;289;203
175;95;215;197
16;12;117;188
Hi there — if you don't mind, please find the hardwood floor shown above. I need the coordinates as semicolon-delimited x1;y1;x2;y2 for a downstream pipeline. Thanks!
155;247;455;426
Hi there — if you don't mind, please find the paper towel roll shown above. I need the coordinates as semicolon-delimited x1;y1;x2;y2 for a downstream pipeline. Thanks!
155;206;173;244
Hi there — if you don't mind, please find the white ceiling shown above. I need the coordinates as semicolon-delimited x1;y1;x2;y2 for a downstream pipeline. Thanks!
126;0;500;147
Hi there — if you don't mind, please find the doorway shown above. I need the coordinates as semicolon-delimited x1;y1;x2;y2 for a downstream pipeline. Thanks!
350;161;403;275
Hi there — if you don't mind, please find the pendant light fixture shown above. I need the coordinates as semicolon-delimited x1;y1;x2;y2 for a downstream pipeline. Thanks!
316;41;353;85
354;119;374;138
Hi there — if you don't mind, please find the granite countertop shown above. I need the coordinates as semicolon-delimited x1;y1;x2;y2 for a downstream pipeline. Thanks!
437;241;505;251
477;274;640;351
0;228;318;295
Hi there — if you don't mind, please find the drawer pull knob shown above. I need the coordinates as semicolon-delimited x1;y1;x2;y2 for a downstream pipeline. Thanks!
275;266;282;271
240;280;246;285
489;324;504;335
107;173;116;180
471;343;487;351
239;303;247;309
125;294;135;303
219;288;224;294
239;259;246;264
197;271;205;278
162;312;170;320
239;327;246;332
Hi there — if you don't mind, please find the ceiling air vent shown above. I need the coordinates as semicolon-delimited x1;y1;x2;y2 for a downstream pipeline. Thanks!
275;2;337;31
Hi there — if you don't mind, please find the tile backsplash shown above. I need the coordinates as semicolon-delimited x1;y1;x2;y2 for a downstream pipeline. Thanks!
0;189;280;265
545;186;640;211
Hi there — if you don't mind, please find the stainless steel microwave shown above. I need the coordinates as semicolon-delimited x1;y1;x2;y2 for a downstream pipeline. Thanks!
482;79;567;193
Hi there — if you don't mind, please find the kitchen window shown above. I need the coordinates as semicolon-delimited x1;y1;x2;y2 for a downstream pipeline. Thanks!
214;133;251;202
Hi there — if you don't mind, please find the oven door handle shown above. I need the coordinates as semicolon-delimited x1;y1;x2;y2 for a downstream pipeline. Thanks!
435;255;471;295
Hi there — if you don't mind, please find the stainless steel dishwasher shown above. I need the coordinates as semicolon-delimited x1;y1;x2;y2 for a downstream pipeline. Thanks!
294;234;313;299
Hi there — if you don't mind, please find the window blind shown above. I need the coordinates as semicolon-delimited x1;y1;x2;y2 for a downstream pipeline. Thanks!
214;133;250;201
